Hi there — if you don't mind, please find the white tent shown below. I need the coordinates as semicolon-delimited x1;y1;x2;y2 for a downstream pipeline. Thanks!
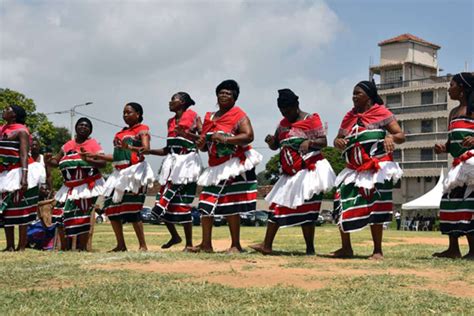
402;169;445;210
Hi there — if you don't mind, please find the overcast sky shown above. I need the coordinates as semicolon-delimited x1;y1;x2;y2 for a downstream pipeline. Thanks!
1;0;473;171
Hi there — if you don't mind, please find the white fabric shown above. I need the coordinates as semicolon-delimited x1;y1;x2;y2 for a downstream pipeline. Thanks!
55;177;106;203
335;161;403;189
402;169;444;210
265;158;336;209
103;161;155;203
443;151;474;193
198;148;263;186
0;162;46;193
158;152;202;185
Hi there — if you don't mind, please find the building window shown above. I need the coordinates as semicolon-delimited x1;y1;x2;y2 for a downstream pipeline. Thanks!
392;149;401;160
386;94;401;108
420;149;433;161
421;91;434;105
394;179;401;188
384;68;403;83
421;120;433;133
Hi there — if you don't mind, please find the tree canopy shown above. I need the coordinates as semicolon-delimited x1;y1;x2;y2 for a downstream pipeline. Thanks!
0;88;70;153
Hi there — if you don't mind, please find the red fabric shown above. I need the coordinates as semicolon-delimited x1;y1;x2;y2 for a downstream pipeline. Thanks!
201;106;251;167
201;106;247;135
278;113;324;137
453;150;474;166
440;211;473;222
339;104;394;135
271;201;321;215
277;114;325;175
0;123;30;138
346;142;393;172
114;123;150;144
62;138;103;154
64;173;102;191
341;201;393;220
167;109;199;138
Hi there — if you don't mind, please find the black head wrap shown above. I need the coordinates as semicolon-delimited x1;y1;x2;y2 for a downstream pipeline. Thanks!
11;105;27;124
277;88;299;108
175;92;195;108
355;80;384;105
215;79;240;101
453;72;474;114
75;117;93;133
126;102;144;122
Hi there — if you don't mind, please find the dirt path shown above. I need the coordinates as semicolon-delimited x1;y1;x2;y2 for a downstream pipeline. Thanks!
90;240;474;298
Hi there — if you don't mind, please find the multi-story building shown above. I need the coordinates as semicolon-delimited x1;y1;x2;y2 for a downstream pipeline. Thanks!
369;34;456;205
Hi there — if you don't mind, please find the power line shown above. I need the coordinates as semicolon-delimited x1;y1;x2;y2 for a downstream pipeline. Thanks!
75;111;166;140
56;110;275;149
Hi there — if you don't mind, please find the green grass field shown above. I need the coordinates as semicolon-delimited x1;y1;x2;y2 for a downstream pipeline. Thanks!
0;223;472;315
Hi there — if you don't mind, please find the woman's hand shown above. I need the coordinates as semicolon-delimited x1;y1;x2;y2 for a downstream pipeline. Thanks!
196;136;206;150
175;126;186;138
434;143;446;154
462;136;474;148
44;153;53;163
140;148;150;155
384;134;395;153
334;138;347;150
211;133;226;144
265;134;276;148
20;171;28;192
299;140;311;155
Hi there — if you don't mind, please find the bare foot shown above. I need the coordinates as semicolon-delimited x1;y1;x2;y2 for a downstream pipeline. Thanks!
182;246;194;252
2;247;15;252
369;253;384;260
161;237;182;249
108;246;127;252
329;248;353;258
187;244;213;253
138;247;148;252
226;246;245;254
432;249;462;259
249;243;272;255
462;252;474;260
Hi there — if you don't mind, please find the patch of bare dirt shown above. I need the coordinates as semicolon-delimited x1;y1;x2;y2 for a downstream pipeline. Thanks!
91;252;474;297
355;236;468;247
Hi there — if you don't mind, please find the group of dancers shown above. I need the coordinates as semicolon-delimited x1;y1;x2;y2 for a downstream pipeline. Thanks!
1;74;473;259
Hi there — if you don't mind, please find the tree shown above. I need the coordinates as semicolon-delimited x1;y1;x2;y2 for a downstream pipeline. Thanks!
0;88;70;153
321;146;345;175
1;88;72;190
257;153;280;185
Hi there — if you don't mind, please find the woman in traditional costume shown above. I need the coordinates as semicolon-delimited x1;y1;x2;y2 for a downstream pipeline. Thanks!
250;89;336;255
144;92;202;251
433;72;474;259
0;105;45;251
45;118;106;251
93;102;154;252
192;80;262;253
331;81;405;260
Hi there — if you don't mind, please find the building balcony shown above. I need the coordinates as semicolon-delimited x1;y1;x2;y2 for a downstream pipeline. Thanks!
388;102;447;115
376;75;451;90
405;132;448;142
398;160;447;169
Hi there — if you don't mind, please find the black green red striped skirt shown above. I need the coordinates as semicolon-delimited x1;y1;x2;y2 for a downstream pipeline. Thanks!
338;180;393;233
0;186;39;226
440;185;474;236
198;169;257;217
268;193;322;227
59;197;97;237
104;192;145;222
154;182;196;224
